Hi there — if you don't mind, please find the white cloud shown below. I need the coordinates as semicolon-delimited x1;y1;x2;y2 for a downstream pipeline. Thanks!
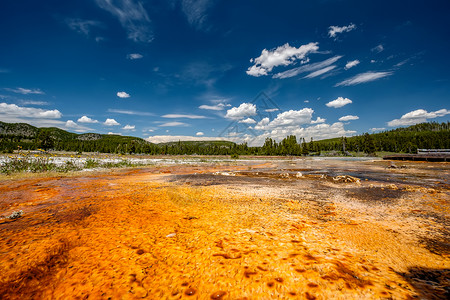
199;103;230;111
159;121;189;127
0;102;61;118
107;108;154;116
344;60;360;70
239;118;257;124
304;65;336;79
104;118;120;126
335;71;393;86
265;108;279;112
326;97;352;108
146;135;229;143
339;115;359;121
64;120;92;133
127;53;143;60
5;87;45;95
18;100;49;106
196;131;204;136
247;42;319;77
181;0;214;30
161;114;207;119
387;109;450;127
117;91;130;98
108;132;122;135
122;124;136;130
371;44;384;53
370;127;386;132
255;109;314;131
95;0;153;43
328;23;356;39
77;116;99;123
273;55;342;79
311;117;326;124
66;18;103;37
225;103;257;120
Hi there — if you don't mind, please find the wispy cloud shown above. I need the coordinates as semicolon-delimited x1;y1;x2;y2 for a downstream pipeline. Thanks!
304;65;336;79
371;44;384;53
387;109;449;127
18;100;49;106
159;121;189;127
199;103;230;111
273;55;342;79
161;114;207;119
107;108;154;116
66;18;103;37
181;0;215;30
326;97;352;108
328;23;356;39
344;59;360;70
95;0;153;43
335;71;393;86
247;42;319;77
5;87;45;95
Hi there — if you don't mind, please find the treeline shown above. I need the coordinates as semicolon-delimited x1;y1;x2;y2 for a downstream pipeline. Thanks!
1;121;449;156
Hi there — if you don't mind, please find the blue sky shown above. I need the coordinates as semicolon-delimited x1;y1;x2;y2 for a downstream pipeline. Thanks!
1;0;449;145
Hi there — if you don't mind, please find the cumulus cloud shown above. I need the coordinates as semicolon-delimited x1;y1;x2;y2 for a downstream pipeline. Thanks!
5;87;45;95
371;44;384;53
239;118;257;124
254;109;313;131
304;65;336;79
117;91;130;98
65;120;93;133
326;97;352;108
387;109;450;127
247;42;319;77
104;118;120;126
273;55;342;79
339;115;359;121
161;114;207;119
328;23;356;39
196;131;204;136
159;121;189;127
344;60;360;70
77;116;99;123
0;102;62;118
311;117;326;124
122;124;135;130
199;103;230;111
335;71;393;86
95;0;153;43
225;103;257;120
127;53;143;59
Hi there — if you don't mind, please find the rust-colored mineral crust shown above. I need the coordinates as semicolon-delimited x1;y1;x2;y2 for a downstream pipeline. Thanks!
0;159;448;299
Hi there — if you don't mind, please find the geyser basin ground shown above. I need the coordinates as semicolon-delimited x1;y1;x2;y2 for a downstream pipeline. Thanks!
0;157;448;299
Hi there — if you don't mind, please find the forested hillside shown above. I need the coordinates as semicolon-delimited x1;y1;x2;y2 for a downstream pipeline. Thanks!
1;121;449;155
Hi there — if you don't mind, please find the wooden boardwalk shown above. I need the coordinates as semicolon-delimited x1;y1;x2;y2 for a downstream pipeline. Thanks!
383;154;450;162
